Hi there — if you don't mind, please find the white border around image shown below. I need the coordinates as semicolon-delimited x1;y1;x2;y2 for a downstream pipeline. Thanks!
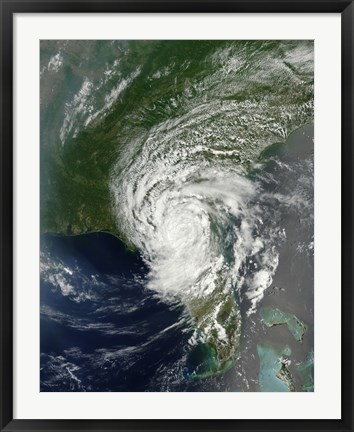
13;13;341;420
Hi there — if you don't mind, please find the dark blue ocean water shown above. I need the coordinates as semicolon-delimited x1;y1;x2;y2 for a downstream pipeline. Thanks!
40;231;255;392
40;233;196;391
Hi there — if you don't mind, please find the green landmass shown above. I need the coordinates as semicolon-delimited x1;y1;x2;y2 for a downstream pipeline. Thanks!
186;290;241;379
41;40;314;241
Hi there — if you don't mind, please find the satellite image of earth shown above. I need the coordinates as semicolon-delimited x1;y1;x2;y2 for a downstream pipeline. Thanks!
40;40;314;392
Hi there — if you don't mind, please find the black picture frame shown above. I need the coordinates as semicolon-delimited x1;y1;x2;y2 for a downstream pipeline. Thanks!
1;1;353;431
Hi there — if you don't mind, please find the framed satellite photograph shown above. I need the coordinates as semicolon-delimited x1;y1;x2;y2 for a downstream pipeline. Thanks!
1;1;353;432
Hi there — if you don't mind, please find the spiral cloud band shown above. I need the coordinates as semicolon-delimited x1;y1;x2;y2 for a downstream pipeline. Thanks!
110;41;313;377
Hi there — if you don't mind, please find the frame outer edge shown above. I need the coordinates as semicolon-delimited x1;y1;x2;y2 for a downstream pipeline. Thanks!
341;2;353;431
0;0;352;13
1;1;353;432
0;1;14;432
351;4;353;430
